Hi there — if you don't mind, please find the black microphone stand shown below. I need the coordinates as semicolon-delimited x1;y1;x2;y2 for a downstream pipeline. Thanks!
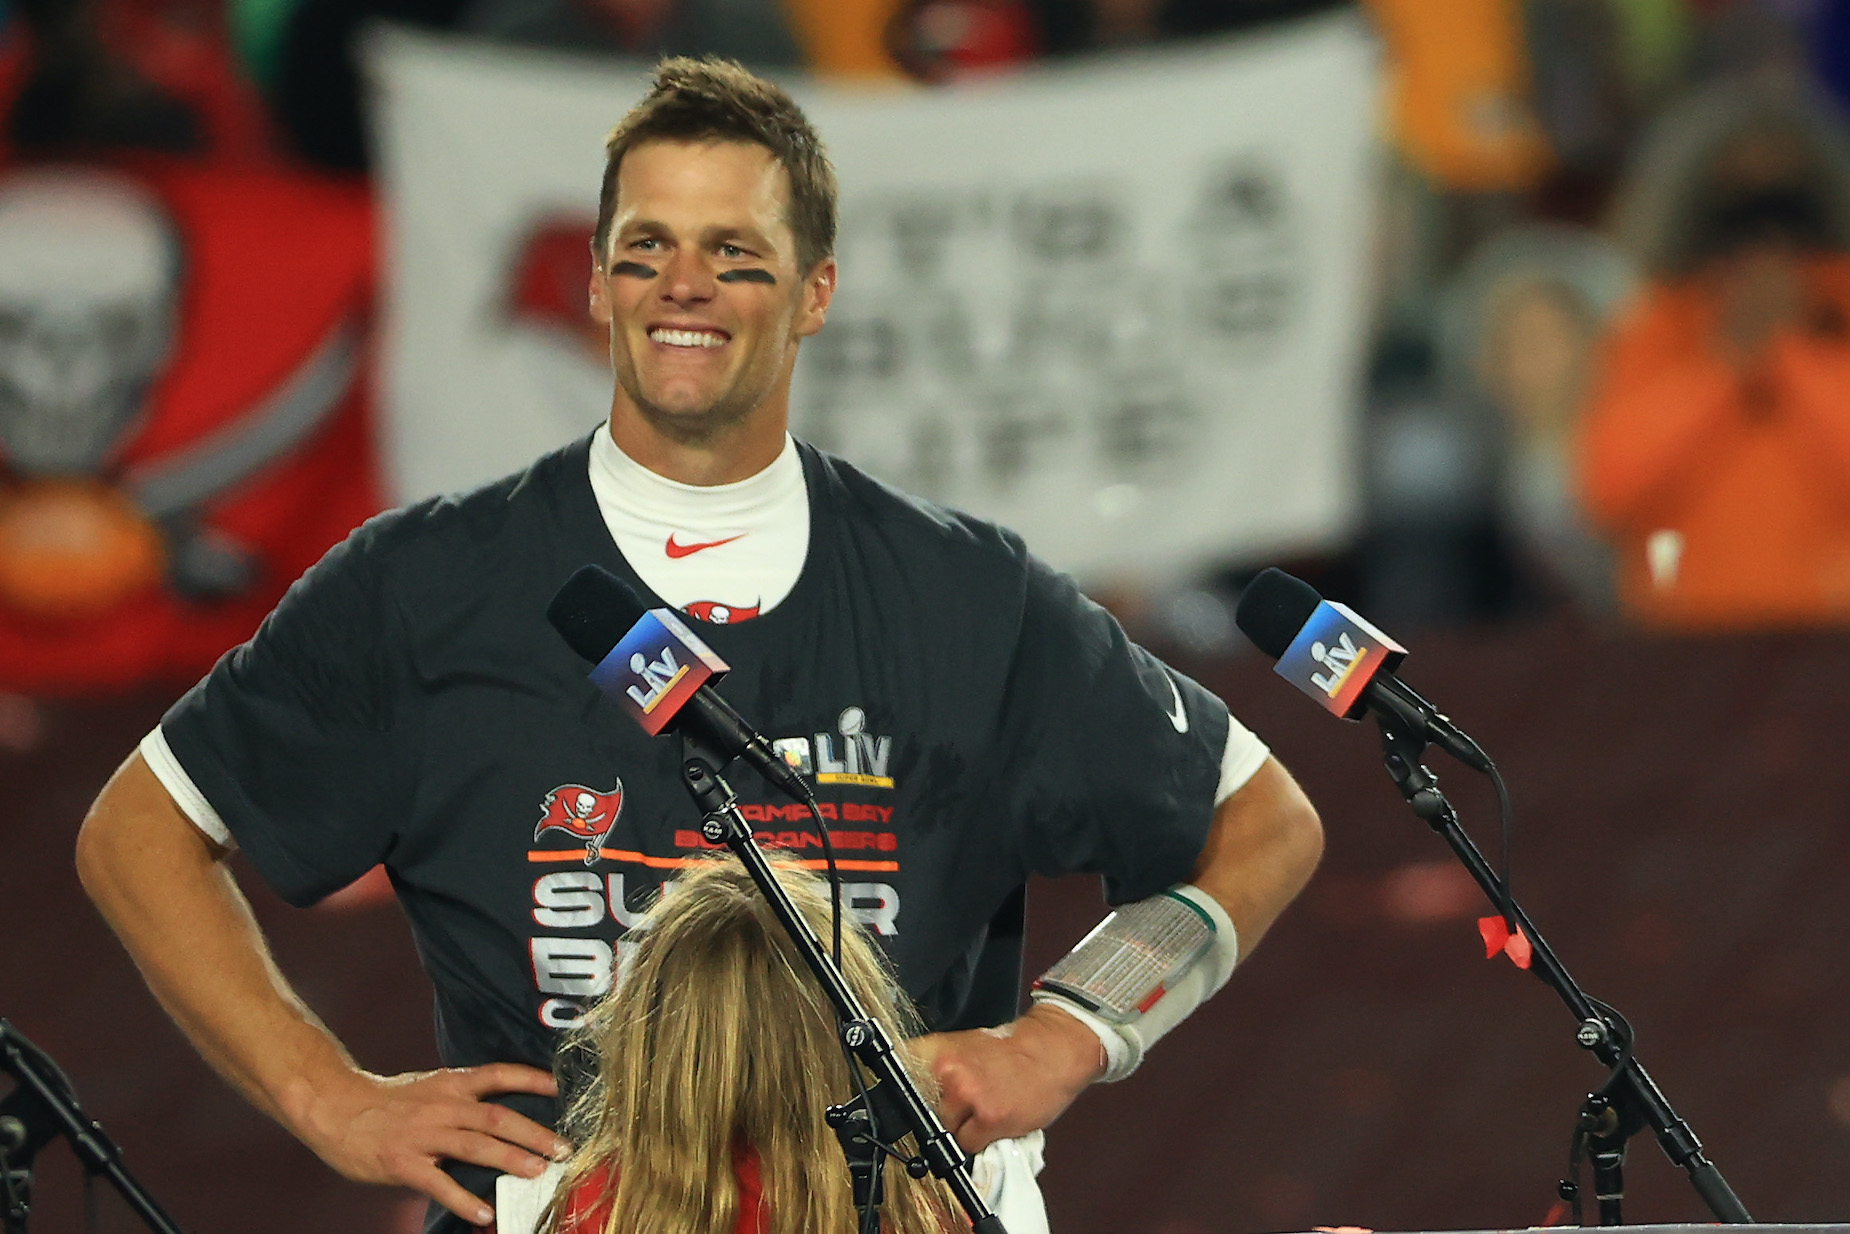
1;1021;188;1234
1368;690;1751;1225
677;750;1009;1234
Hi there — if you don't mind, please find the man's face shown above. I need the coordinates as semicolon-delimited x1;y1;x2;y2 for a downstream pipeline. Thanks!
589;139;834;439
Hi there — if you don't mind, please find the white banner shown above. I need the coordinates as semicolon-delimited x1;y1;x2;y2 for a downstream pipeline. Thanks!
370;16;1379;582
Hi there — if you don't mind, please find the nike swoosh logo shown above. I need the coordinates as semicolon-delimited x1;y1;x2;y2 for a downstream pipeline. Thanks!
664;533;745;559
1163;671;1189;733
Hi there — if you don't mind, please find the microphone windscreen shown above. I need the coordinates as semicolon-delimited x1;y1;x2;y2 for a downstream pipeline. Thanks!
1234;568;1323;660
548;565;649;664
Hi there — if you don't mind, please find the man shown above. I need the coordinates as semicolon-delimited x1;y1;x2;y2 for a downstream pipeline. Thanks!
77;59;1322;1230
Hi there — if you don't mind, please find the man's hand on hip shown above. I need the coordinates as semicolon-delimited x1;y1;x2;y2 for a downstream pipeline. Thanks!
79;755;576;1228
296;1063;568;1227
915;1001;1106;1153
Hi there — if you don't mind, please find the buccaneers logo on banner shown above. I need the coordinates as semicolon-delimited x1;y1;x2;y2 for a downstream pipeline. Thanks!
0;162;381;693
535;782;625;866
507;215;604;357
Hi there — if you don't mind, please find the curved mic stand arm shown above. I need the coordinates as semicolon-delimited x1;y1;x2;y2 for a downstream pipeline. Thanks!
678;755;1009;1234
1369;692;1751;1225
0;1021;189;1234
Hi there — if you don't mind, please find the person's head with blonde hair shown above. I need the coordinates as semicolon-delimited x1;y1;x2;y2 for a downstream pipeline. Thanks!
542;856;956;1234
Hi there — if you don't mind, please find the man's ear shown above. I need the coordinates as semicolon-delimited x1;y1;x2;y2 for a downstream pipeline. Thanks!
793;256;837;339
588;262;613;326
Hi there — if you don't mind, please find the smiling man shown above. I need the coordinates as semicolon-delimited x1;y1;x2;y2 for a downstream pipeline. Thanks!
76;59;1322;1232
593;135;831;485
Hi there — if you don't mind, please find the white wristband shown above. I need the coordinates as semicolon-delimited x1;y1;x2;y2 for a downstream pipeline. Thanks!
1031;884;1239;1083
1033;994;1140;1082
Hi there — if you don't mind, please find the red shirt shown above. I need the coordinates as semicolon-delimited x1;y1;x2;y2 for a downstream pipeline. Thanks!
557;1151;767;1234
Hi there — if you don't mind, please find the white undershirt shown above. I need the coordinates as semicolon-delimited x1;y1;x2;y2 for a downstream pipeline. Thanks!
586;424;808;625
142;425;1268;848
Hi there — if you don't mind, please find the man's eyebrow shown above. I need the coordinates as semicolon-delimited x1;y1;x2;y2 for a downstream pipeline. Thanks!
614;218;673;239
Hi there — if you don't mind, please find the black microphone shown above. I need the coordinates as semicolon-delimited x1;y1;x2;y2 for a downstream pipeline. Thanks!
1233;567;1492;773
546;564;813;802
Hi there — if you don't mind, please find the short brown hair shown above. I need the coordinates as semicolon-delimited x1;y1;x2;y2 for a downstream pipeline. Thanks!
593;57;837;276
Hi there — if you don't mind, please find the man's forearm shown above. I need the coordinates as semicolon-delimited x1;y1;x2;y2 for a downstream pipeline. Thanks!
76;752;568;1225
927;754;1322;1148
75;752;362;1136
1030;755;1321;1081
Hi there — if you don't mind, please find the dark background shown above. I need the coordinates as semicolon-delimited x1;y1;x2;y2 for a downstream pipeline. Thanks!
7;620;1848;1233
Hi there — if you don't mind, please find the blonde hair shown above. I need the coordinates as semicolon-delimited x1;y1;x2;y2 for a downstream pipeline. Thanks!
543;857;957;1234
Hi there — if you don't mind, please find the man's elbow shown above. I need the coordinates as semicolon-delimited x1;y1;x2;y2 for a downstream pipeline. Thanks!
76;761;137;905
1191;757;1324;945
1272;776;1324;894
76;751;215;908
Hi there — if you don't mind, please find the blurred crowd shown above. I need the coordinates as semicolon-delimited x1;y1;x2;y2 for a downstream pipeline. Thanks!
1353;0;1850;636
4;0;1850;710
0;0;1353;172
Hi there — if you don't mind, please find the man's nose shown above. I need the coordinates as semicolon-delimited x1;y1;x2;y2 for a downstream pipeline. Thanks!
658;249;716;305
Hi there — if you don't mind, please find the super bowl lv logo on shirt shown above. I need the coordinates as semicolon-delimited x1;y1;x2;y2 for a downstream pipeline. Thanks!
772;706;894;788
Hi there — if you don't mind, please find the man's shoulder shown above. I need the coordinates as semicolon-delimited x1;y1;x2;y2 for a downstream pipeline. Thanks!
346;435;594;574
800;442;1029;570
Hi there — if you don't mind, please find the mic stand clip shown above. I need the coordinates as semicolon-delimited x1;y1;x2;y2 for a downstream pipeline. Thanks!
827;1077;930;1234
1369;694;1750;1226
679;754;1009;1234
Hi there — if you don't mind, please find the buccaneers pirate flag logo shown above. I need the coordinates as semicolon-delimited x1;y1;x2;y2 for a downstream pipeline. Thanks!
535;782;624;866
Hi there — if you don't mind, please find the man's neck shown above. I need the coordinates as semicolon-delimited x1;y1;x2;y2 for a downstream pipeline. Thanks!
606;406;789;486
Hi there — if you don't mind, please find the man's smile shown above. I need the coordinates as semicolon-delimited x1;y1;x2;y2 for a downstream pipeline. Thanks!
647;326;730;349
